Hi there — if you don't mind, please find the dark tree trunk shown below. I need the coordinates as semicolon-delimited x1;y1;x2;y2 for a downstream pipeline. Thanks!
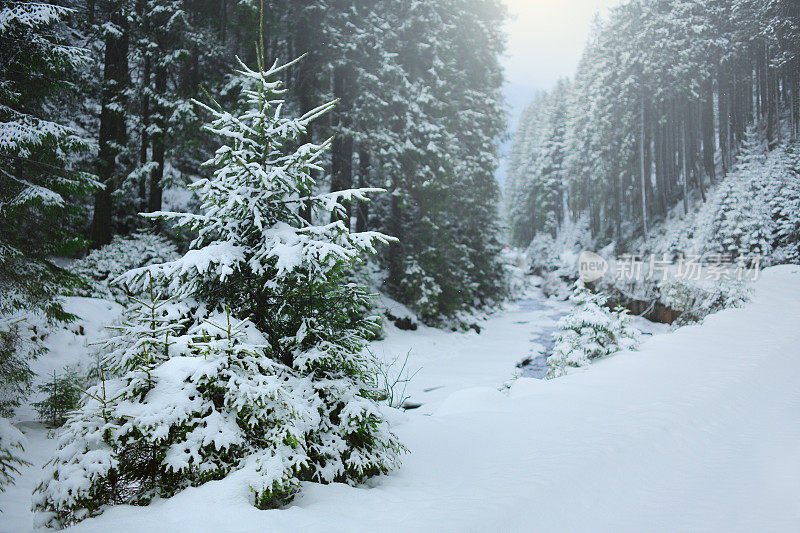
667;106;677;203
639;97;648;235
717;63;730;173
643;100;654;219
681;117;689;215
757;43;768;122
767;49;779;147
793;58;800;139
356;150;370;233
387;190;404;290
731;69;740;151
653;114;667;217
330;66;354;225
91;8;129;247
702;77;716;182
138;52;150;206
792;61;799;139
147;64;167;213
220;0;227;45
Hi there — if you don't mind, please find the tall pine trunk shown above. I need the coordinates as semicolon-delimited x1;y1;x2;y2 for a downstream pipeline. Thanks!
356;150;369;233
330;66;353;225
387;189;404;290
702;77;716;182
717;63;731;173
138;53;151;207
681;117;689;215
639;97;648;235
147;64;167;213
91;9;129;247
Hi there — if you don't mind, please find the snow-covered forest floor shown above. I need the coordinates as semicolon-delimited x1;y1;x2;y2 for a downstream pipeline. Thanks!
4;266;800;531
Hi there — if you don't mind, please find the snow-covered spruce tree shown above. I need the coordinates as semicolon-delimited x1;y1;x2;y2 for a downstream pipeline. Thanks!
34;57;402;527
135;55;402;506
34;367;83;428
769;142;800;264
0;320;39;494
0;416;29;495
0;1;97;317
1;4;97;478
547;281;640;378
706;125;772;261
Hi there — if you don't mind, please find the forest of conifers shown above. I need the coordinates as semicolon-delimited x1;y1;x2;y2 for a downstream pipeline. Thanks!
506;0;800;248
0;0;507;325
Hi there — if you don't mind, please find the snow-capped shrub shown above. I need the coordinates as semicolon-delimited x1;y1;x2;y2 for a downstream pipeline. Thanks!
659;278;750;325
34;57;403;528
547;281;640;378
67;232;180;303
525;214;594;275
0;320;43;417
0;417;29;495
526;233;559;273
397;259;443;322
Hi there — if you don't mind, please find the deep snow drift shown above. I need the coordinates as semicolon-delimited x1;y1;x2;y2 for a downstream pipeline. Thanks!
3;267;800;532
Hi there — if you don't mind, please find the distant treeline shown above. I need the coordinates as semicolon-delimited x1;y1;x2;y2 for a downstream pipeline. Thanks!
506;0;800;247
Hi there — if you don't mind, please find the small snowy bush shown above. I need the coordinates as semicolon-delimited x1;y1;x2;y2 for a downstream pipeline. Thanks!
68;232;180;303
397;259;443;322
659;278;750;325
526;233;559;273
0;321;43;417
547;281;640;378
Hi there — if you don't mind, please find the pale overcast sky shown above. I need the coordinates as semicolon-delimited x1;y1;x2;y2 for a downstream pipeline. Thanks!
497;0;622;184
502;0;621;92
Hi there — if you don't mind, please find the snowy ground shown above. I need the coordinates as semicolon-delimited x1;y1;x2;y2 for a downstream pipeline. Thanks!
3;266;800;532
371;281;575;410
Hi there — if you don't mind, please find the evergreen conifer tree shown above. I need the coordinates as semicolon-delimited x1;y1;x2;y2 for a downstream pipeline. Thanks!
0;1;98;318
547;281;640;378
34;56;403;528
0;2;96;491
34;368;83;428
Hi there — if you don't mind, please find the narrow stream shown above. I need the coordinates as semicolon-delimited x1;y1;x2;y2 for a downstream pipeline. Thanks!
511;288;573;379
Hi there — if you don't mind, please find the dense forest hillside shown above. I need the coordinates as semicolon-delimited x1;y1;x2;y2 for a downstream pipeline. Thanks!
505;0;800;255
0;0;508;326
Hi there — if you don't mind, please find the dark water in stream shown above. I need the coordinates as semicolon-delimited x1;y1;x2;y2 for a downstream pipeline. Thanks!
512;293;571;379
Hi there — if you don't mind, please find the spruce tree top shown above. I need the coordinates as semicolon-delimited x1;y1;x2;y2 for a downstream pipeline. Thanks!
123;57;392;300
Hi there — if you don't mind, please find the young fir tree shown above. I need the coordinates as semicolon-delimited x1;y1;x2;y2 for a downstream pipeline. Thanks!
1;318;41;493
34;368;83;428
547;281;640;378
33;278;188;526
34;57;402;528
708;125;772;261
